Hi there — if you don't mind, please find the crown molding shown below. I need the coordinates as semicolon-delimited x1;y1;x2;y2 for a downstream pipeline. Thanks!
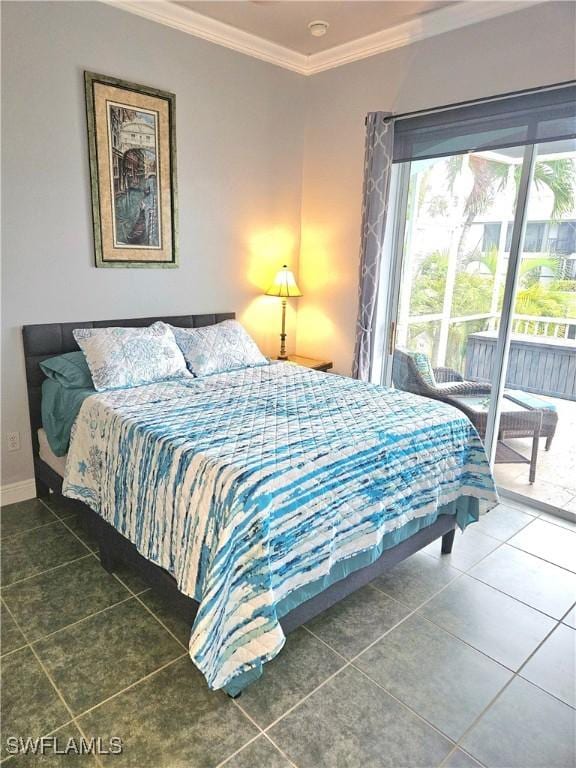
103;0;310;74
104;1;544;77
306;1;543;75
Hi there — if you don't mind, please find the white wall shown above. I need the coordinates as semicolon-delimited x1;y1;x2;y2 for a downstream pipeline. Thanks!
295;1;576;374
1;1;306;486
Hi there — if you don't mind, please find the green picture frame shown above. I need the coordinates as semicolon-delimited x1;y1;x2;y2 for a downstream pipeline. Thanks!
84;71;178;268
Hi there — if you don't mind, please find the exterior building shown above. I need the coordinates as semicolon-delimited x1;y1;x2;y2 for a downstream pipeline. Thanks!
119;118;155;154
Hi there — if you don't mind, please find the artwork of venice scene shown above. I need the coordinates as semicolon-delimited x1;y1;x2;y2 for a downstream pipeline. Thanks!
85;71;177;267
108;104;161;248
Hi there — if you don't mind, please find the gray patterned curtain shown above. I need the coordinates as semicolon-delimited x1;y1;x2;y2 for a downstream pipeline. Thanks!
352;112;394;381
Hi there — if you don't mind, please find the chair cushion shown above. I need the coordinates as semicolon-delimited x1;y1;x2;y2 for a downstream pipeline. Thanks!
505;389;558;412
408;351;437;387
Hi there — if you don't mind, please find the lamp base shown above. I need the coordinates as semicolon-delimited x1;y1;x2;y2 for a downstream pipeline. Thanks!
277;354;288;361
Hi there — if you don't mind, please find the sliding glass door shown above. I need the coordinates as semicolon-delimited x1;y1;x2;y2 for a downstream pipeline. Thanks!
390;150;518;387
490;139;576;509
381;137;576;513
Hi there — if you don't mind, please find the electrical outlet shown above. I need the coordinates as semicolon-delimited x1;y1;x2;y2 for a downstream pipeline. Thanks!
7;432;20;452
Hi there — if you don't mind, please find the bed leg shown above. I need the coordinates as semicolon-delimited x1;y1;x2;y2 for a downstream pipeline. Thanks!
35;477;50;499
441;529;456;555
227;691;242;700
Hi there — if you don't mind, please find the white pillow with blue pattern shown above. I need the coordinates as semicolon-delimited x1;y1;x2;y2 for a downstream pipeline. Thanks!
168;320;268;377
408;351;437;387
73;324;191;392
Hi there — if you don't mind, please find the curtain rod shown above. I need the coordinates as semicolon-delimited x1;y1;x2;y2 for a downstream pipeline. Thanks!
366;79;576;125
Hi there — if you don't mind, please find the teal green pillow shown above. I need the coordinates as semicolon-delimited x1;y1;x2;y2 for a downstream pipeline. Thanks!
41;379;94;456
40;351;93;389
409;351;436;387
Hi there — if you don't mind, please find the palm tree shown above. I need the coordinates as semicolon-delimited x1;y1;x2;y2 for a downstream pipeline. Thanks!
446;154;576;258
519;159;575;219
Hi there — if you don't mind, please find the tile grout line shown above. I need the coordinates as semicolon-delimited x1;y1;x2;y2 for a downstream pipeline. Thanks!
371;563;575;682
96;548;195;654
28;513;302;768
39;498;98;554
130;590;191;653
0;643;29;661
25;595;136;646
2;503;200;763
369;541;576;715
473;509;537;543
38;503;305;764
0;596;106;768
256;569;476;742
300;546;575;761
259;733;300;768
213;734;262;768
302;625;467;759
355;591;572;763
446;619;569;762
227;540;508;747
6;596;200;738
1;500;75;541
436;593;576;762
1;553;95;592
511;601;576;708
463;567;574;621
536;510;576;531
0;518;67;542
72;653;189;722
425;530;576;706
504;541;576;576
225;700;300;768
3;504;301;766
0;718;80;766
301;624;349;663
428;523;576;622
348;662;461;757
438;743;486;768
351;551;499;663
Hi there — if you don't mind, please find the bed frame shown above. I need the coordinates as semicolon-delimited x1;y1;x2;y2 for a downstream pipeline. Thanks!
22;313;456;693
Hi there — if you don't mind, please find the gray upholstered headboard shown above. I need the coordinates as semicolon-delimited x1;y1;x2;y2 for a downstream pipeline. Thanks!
22;313;235;456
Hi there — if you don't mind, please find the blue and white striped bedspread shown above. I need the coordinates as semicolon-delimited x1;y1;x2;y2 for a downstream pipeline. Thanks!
63;363;498;691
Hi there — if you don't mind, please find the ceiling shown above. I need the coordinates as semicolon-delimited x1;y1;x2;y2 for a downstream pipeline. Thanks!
108;1;540;74
177;1;454;55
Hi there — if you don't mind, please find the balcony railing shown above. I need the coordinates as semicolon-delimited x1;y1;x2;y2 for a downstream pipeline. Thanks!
406;312;575;340
510;315;574;339
465;331;576;400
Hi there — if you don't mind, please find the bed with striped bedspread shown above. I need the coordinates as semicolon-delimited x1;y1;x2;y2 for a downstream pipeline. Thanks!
63;362;498;693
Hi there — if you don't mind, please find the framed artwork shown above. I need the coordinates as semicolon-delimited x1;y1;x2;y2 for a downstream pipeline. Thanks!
84;71;178;268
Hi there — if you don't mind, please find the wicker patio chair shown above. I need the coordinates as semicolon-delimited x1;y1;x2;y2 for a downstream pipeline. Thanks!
392;349;558;455
392;349;492;400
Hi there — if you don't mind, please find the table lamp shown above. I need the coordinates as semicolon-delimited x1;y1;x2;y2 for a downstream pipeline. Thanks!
265;265;302;360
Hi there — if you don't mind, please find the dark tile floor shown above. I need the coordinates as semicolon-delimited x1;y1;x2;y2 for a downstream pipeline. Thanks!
1;496;575;767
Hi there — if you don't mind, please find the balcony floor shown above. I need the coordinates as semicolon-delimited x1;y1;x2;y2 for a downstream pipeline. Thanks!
494;394;576;512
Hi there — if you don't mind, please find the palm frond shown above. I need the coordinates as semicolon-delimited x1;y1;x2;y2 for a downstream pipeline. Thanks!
513;159;576;219
533;159;576;219
446;156;464;194
463;156;510;223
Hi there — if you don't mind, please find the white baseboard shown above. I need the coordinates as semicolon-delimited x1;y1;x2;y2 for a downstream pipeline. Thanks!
1;479;37;506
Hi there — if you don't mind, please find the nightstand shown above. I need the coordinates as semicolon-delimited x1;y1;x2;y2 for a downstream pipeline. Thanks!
281;355;333;372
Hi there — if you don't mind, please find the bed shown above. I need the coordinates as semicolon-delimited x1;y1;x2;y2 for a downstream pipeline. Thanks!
23;313;498;696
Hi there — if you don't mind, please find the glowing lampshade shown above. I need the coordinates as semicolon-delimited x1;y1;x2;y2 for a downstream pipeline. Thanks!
265;265;303;298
